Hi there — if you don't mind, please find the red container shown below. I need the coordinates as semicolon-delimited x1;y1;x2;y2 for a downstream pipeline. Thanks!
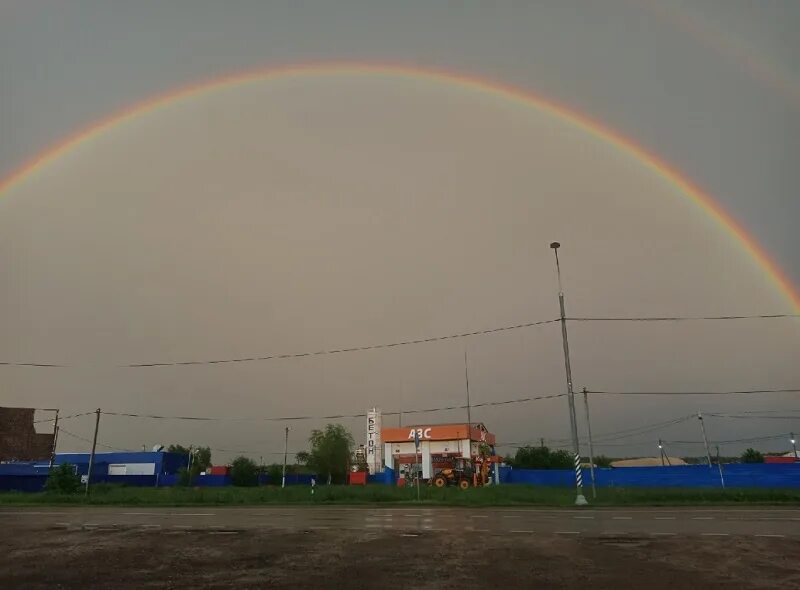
765;456;798;464
209;465;230;475
348;471;367;486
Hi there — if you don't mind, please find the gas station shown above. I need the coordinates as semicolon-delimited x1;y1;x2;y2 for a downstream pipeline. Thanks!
380;422;500;486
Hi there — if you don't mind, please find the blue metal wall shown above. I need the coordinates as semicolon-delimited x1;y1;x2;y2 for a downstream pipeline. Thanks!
52;451;188;475
499;464;800;488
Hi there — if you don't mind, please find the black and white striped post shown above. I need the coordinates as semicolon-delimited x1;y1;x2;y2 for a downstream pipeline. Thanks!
550;242;588;506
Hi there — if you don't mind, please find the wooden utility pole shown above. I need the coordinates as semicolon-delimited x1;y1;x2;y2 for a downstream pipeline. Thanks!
85;409;101;496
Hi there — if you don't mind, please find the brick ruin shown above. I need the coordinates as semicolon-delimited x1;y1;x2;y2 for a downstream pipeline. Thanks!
0;407;55;461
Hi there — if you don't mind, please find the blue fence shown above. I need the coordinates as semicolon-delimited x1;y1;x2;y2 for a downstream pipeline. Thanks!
500;464;800;488
3;462;797;492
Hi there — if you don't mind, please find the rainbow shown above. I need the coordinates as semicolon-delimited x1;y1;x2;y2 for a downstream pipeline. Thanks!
637;0;800;109
1;61;798;310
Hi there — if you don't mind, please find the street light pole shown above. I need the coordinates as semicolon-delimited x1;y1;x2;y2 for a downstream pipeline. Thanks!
282;427;289;489
697;413;713;468
791;433;797;461
550;242;587;506
464;349;472;432
582;387;597;499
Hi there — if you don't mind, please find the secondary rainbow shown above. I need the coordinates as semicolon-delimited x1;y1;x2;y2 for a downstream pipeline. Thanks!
1;61;797;311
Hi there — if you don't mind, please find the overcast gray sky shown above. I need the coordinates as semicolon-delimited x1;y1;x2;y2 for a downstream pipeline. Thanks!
1;1;798;461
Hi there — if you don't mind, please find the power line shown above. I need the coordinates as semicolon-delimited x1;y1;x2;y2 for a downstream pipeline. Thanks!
570;314;799;322
0;362;64;368
33;411;95;424
664;432;792;445
123;319;561;367
3;312;797;369
588;388;800;396
57;427;131;452
705;413;800;420
99;393;566;423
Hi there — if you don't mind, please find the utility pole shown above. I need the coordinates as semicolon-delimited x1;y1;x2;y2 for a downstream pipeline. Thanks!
49;409;60;469
282;426;289;489
697;413;713;468
414;429;421;502
582;387;597;499
85;408;101;496
464;349;472;432
791;433;798;460
540;438;545;449
658;439;665;466
550;242;587;506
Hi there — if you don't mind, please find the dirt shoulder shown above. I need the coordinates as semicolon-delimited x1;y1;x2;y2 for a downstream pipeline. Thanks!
2;525;799;589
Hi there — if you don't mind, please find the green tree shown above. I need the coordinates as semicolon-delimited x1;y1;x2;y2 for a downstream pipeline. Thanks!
513;446;574;470
230;456;259;486
514;446;552;469
295;451;310;466
168;445;212;484
307;423;354;484
741;448;764;464
549;449;573;470
45;463;81;494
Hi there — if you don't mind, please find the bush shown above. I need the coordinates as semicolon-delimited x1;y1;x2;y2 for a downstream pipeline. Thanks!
741;448;764;464
90;483;124;495
594;455;613;468
265;463;284;485
230;456;258;487
176;467;192;487
513;446;575;470
45;463;81;494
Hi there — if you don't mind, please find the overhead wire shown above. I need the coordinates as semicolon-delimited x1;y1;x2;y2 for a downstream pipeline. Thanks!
570;314;799;322
2;312;797;368
56;427;132;452
587;388;800;395
34;411;95;424
99;393;566;423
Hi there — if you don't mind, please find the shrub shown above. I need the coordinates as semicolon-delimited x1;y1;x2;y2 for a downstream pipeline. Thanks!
230;456;258;487
741;448;764;464
45;463;81;494
176;467;192;487
593;455;613;468
549;450;573;470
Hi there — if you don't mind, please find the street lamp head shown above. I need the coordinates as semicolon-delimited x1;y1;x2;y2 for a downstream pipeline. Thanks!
658;444;663;449
550;242;561;250
792;439;796;445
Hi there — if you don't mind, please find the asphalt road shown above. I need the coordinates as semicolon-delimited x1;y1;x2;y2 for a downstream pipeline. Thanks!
2;505;799;538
